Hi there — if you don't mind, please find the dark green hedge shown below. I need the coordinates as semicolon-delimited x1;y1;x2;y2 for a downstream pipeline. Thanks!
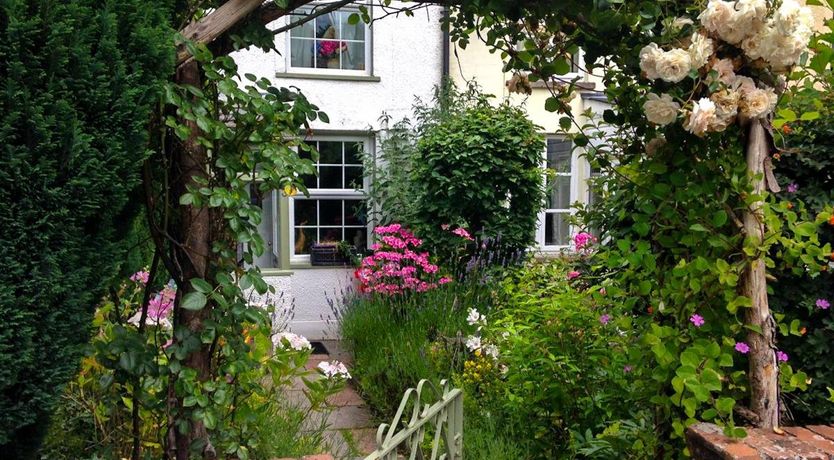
0;1;172;456
771;118;834;424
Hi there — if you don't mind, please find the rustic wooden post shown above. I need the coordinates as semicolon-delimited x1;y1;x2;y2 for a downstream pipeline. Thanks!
742;119;779;428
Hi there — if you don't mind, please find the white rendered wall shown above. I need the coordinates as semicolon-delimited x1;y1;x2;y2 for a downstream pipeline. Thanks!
233;4;445;339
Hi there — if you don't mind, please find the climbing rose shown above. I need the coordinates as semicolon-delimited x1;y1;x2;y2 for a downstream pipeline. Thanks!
643;93;680;126
684;98;718;136
776;350;789;362
816;298;830;310
690;314;705;327
734;342;750;354
573;232;596;251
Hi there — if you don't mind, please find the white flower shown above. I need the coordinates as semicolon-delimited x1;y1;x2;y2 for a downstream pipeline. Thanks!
699;0;734;36
711;58;736;85
655;48;692;83
673;17;695;29
466;308;486;327
482;344;500;359
739;86;777;119
684;98;718;136
317;360;351;379
709;89;740;132
643;93;681;126
465;335;482;352
272;332;312;351
774;0;814;36
688;32;714;70
639;43;663;80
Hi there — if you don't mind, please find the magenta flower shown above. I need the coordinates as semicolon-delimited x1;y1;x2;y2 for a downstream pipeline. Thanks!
816;298;830;310
623;365;633;373
734;342;750;354
573;232;596;251
776;350;789;362
599;314;611;325
567;270;581;280
690;314;705;327
787;183;799;193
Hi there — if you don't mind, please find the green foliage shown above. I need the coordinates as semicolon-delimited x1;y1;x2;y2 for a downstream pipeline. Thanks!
0;0;173;455
364;83;545;261
472;258;656;459
412;85;544;258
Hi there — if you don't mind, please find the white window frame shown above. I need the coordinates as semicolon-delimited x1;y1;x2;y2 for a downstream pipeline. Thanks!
288;136;370;264
285;3;373;76
536;137;579;251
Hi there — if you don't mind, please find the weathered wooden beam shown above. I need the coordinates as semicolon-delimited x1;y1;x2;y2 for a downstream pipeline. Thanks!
176;0;311;65
743;119;779;429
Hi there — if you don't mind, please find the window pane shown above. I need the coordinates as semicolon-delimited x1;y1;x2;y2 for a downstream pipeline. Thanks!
255;190;277;268
344;227;367;251
317;43;341;69
319;166;342;188
344;199;366;226
320;227;342;243
290;13;314;38
316;13;335;38
320;199;342;226
339;11;365;41
318;141;342;164
302;171;317;189
547;139;572;173
290;39;314;68
345;166;363;189
294;227;316;254
545;212;570;246
547;176;572;210
294;199;317;226
343;41;365;71
345;142;364;165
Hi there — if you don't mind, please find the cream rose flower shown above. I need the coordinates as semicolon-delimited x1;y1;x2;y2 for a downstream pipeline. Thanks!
711;58;736;85
732;75;757;94
688;32;714;70
684;98;718;136
699;0;733;34
643;93;681;126
739;86;777;119
639;43;663;80
774;0;814;36
656;48;692;83
709;89;740;132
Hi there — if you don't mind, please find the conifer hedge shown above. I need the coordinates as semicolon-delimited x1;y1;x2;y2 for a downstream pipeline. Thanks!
0;1;172;455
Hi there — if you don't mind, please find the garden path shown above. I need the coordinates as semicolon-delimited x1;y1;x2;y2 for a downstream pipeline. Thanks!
286;340;378;459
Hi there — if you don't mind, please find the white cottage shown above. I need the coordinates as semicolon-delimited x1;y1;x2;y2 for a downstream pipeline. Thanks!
233;2;447;339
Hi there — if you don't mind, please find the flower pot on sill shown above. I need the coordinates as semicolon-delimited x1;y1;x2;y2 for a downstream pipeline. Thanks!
310;243;350;266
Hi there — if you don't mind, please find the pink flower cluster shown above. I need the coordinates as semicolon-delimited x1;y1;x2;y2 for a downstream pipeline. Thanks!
130;270;150;285
573;232;597;251
355;224;450;295
127;283;176;328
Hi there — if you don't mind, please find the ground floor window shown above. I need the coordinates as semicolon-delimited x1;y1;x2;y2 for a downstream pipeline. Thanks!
290;138;369;262
538;137;575;249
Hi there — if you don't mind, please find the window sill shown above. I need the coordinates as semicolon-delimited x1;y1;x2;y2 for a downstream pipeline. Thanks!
260;268;294;277
290;262;355;270
276;72;381;82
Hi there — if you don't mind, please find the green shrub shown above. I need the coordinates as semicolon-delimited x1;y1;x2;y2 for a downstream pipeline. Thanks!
364;83;544;263
0;1;172;455
471;258;655;459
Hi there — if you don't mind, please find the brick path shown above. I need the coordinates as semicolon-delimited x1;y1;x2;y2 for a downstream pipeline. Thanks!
687;422;834;459
284;340;377;460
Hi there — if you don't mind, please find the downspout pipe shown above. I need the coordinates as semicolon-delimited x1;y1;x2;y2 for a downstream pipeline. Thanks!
441;5;450;81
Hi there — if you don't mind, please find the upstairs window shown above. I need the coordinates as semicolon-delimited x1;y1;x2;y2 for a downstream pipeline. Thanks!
288;6;370;74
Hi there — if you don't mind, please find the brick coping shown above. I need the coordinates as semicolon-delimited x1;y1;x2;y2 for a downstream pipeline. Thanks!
686;422;834;459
